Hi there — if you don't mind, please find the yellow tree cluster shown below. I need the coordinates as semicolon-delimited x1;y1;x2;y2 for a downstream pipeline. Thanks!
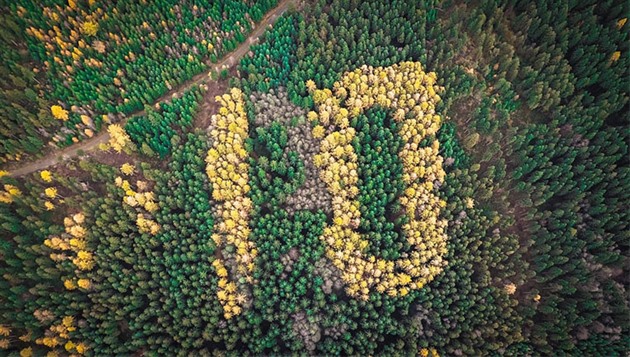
116;177;160;235
120;163;136;176
51;105;69;121
0;184;21;204
82;21;99;37
35;315;88;355
211;259;243;318
24;4;105;74
45;213;94;289
80;115;95;138
50;112;97;145
0;325;9;350
308;62;448;300
40;170;53;182
610;51;621;63
205;88;255;319
42;181;63;211
3;330;37;357
107;124;132;153
420;347;440;357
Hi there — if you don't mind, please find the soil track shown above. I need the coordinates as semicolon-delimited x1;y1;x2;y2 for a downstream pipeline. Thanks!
5;0;294;177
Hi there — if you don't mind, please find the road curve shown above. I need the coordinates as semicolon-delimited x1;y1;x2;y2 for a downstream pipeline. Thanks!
5;0;294;178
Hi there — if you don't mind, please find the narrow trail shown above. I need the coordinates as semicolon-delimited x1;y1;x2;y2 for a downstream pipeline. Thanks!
6;0;294;178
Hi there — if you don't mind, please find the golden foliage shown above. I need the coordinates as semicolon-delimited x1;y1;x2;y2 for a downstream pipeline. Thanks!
0;184;22;204
305;79;317;93
62;316;74;328
77;279;91;289
40;170;53;182
420;348;440;357
40;214;92;353
136;213;160;235
206;88;254;319
47;212;94;277
203;64;446;307
51;105;69;121
81;21;99;36
73;212;85;224
80;115;93;126
312;125;326;138
312;62;447;299
64;280;76;290
610;51;621;63
36;314;86;354
107;124;131;153
76;342;88;354
118;177;161;235
120;163;136;176
45;187;58;198
0;326;9;337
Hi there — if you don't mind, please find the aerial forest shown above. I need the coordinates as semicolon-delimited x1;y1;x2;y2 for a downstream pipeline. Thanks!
0;0;628;355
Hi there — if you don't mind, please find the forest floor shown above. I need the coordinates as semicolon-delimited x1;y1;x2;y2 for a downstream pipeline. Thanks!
5;0;295;178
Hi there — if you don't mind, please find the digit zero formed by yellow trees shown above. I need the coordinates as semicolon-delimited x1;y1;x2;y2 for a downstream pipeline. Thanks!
309;62;448;300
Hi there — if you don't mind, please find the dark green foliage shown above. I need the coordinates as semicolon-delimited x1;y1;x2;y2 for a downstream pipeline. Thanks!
11;0;278;114
286;0;432;104
0;8;52;162
437;121;470;170
81;132;223;355
239;14;300;93
509;123;629;353
238;0;439;107
247;121;305;210
418;167;526;355
0;190;64;346
247;209;327;353
236;0;629;354
507;0;628;116
0;169;106;354
1;0;279;163
0;0;628;355
148;132;219;353
353;108;408;260
125;87;203;158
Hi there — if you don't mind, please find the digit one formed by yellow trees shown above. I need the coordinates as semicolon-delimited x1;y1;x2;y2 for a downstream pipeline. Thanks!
207;62;448;318
206;88;255;319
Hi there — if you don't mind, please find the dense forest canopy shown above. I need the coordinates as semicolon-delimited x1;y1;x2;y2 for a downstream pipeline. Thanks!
0;0;628;355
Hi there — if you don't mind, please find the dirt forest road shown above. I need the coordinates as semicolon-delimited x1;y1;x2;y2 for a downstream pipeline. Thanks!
6;0;294;178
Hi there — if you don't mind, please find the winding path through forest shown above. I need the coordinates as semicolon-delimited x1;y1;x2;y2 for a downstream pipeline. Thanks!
5;0;294;178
